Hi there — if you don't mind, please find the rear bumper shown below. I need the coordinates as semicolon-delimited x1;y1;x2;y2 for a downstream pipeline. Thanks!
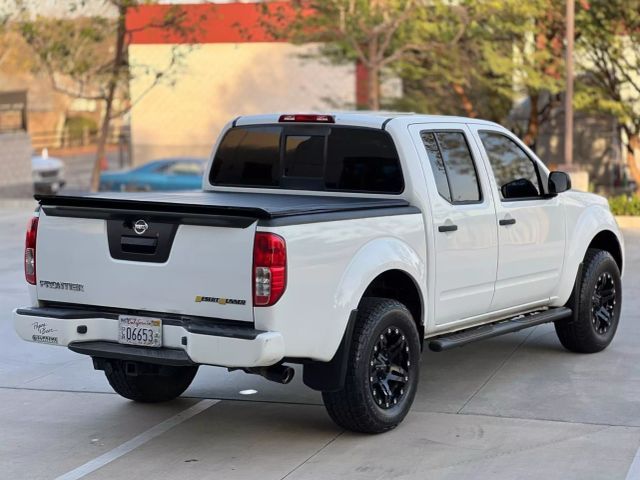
13;307;285;368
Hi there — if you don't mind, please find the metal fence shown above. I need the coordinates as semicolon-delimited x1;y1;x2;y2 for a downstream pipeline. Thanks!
28;126;132;168
30;126;129;151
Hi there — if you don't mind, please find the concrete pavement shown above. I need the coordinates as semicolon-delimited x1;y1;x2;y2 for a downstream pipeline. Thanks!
0;205;639;479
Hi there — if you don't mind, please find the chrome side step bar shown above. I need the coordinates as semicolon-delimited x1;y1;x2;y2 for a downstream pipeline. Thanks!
428;307;573;352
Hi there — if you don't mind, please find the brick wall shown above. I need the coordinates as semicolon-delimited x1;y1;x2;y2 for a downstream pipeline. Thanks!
0;131;32;195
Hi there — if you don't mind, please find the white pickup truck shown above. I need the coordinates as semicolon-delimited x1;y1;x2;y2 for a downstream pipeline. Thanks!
14;113;624;433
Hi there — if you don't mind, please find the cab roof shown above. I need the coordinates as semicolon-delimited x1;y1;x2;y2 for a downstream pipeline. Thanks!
234;112;501;130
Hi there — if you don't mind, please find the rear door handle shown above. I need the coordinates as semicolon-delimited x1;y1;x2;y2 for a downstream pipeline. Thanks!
438;224;458;233
499;218;516;226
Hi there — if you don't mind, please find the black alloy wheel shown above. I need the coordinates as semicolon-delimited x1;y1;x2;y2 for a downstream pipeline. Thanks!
322;298;421;433
369;326;411;409
591;272;616;335
555;248;621;353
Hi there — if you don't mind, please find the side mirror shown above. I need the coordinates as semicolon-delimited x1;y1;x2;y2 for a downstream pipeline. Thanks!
501;178;539;199
548;171;571;194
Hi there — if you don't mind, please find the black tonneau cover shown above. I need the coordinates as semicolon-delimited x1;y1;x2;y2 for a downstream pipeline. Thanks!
36;191;418;225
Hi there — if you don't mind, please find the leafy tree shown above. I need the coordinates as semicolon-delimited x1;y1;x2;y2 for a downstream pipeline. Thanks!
262;0;456;110
397;0;568;149
19;16;114;100
0;0;21;67
395;1;516;122
511;1;566;148
575;0;640;190
19;1;209;190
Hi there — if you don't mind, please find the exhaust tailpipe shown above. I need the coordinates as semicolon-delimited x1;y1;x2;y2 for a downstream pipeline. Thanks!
244;365;295;384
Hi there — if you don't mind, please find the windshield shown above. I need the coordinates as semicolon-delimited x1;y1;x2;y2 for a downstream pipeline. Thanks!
210;125;404;194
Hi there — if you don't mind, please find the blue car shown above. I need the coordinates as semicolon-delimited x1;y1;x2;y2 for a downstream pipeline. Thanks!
99;158;206;192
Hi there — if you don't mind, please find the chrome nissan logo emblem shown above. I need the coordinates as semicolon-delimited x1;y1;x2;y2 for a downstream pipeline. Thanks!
133;219;149;235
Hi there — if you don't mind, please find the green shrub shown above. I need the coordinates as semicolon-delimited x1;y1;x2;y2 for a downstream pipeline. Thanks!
65;116;98;143
609;195;640;216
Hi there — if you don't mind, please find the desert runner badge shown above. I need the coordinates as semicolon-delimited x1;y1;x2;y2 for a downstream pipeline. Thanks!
195;295;246;305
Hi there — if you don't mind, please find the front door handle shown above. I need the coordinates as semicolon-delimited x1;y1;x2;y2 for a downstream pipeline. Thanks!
499;218;516;226
438;224;458;233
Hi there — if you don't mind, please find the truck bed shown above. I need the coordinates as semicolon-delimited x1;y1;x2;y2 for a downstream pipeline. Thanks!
32;191;420;321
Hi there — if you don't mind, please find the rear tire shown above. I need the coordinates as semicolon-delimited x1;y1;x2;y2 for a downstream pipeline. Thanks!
555;248;621;353
104;360;198;403
322;298;421;434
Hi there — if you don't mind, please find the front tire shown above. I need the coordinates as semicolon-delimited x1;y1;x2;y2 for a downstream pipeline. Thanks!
322;298;421;433
104;360;198;403
555;249;622;353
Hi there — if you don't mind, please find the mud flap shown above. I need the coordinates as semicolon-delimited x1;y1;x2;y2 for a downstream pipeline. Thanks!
303;309;357;392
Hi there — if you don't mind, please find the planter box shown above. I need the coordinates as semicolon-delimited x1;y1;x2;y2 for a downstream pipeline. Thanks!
615;216;640;229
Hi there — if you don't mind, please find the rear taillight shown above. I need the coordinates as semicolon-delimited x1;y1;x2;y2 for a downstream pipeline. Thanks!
25;216;39;285
253;232;286;306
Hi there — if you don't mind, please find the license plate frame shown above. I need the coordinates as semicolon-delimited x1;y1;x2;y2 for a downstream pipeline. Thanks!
118;315;162;348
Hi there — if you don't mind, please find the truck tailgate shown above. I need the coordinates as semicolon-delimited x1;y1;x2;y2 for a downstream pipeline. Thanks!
36;199;257;322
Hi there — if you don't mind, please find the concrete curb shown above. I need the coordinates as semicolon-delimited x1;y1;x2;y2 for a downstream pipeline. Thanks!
615;216;640;229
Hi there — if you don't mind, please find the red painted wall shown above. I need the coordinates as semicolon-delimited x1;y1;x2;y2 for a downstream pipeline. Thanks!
126;2;293;44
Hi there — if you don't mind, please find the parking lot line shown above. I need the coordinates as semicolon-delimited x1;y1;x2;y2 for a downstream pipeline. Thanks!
626;444;640;480
54;399;219;480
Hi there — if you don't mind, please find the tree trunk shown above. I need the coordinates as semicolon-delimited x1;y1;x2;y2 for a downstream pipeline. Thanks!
627;134;640;194
366;34;381;110
452;83;477;118
367;65;380;110
523;92;540;150
90;5;126;192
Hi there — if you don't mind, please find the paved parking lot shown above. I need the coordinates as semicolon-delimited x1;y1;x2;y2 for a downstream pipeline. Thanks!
0;151;120;202
1;205;639;480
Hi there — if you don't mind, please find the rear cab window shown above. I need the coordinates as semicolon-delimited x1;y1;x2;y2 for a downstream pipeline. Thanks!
211;125;404;194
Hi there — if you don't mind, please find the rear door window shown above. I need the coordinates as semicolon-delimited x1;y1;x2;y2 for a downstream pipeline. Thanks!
211;125;403;194
420;131;481;203
165;161;204;175
421;131;451;202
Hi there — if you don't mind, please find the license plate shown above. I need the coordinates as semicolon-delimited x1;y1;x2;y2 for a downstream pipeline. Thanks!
118;315;162;348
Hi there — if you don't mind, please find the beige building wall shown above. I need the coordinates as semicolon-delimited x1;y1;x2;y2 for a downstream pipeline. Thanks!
129;43;356;165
